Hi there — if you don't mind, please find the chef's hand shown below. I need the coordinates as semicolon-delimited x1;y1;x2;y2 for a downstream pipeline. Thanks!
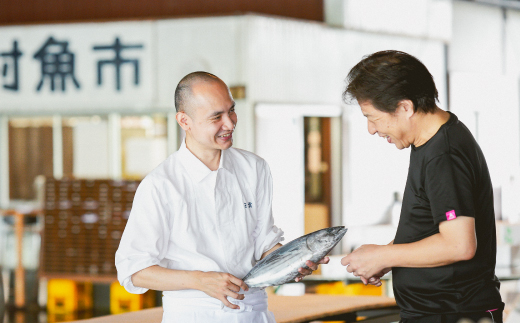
340;244;388;282
359;268;391;286
295;257;330;282
195;271;249;309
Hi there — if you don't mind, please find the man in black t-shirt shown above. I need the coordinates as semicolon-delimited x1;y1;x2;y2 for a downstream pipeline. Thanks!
340;51;503;323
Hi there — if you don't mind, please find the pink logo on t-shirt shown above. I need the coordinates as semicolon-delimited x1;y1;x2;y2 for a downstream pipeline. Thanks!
446;210;457;221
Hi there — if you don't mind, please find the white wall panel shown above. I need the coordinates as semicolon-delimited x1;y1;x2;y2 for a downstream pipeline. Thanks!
73;120;110;178
256;109;305;243
506;9;520;76
245;16;447;108
450;1;503;73
324;0;452;42
245;17;344;106
450;72;520;220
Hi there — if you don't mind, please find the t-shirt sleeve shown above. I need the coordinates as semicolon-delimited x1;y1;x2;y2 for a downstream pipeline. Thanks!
425;153;476;225
251;159;284;261
115;177;171;294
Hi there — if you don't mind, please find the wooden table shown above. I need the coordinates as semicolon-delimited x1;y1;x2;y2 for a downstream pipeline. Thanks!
269;294;398;322
67;294;398;323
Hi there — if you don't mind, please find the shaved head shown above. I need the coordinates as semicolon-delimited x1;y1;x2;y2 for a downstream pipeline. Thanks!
174;71;237;157
174;71;228;116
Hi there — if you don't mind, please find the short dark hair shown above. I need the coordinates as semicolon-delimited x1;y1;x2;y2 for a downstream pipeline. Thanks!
174;71;221;114
343;50;439;114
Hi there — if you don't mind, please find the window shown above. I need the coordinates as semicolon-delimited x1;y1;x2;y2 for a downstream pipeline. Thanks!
121;115;168;180
8;117;58;200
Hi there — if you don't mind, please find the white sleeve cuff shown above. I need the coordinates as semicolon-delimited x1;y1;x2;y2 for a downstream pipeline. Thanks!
116;255;160;294
254;225;285;261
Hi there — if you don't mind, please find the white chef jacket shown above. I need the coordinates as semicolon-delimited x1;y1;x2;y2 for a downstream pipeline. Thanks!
115;140;284;322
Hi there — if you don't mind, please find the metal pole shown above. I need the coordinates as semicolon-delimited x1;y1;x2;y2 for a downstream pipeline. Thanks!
14;211;25;309
108;113;122;180
52;115;63;179
331;116;343;254
0;116;9;208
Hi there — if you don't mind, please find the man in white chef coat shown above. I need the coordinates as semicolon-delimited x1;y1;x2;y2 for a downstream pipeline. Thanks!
115;72;327;322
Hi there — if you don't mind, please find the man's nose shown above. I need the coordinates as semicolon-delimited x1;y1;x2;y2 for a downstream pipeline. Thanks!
367;121;377;135
222;114;235;130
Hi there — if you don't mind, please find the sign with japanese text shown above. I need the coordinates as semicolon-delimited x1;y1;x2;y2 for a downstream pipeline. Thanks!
0;21;154;113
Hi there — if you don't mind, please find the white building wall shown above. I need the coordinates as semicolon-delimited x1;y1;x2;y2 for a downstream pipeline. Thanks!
255;107;306;243
450;1;504;74
73;120;110;178
506;9;520;76
449;2;520;222
325;0;452;42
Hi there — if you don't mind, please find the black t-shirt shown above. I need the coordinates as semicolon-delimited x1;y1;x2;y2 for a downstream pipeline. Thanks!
393;112;502;318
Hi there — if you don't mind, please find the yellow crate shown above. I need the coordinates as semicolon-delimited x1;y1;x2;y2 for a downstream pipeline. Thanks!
110;281;156;314
315;281;383;296
46;312;77;323
47;279;93;313
47;310;93;323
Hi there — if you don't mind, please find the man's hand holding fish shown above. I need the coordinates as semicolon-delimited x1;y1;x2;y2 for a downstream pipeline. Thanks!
295;258;330;282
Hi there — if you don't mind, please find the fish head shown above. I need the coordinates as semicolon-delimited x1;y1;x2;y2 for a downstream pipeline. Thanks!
306;226;348;252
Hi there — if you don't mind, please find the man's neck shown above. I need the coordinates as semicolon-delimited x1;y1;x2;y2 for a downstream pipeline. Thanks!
412;107;450;147
185;137;221;171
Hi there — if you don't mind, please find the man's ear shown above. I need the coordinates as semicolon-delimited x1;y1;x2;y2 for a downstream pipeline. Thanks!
398;100;415;119
176;111;191;131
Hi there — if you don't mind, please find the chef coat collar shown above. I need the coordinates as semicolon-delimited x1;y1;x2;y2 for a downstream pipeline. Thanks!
178;139;234;183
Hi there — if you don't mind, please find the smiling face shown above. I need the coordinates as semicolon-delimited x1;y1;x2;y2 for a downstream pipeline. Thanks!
177;79;237;156
359;101;413;150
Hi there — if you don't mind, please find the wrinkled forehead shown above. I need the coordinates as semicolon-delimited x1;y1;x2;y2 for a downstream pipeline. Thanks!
359;101;379;116
359;100;396;119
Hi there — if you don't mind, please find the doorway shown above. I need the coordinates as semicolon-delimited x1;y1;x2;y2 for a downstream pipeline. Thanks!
304;116;332;235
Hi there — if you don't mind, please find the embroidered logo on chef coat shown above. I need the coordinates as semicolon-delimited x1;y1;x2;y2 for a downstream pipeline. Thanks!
446;210;457;221
244;202;253;209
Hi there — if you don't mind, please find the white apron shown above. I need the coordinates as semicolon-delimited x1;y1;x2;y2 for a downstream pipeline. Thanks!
161;290;276;323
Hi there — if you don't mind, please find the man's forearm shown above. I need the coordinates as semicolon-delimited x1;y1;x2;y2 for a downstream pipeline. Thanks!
131;265;249;309
260;243;282;260
383;231;475;268
131;265;201;291
343;217;476;279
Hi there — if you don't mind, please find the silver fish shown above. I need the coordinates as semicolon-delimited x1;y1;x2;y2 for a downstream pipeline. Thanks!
243;226;348;288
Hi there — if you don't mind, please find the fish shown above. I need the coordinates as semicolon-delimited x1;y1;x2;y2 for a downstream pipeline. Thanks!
242;226;348;288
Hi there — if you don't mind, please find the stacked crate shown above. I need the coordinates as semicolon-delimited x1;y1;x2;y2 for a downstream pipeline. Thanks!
42;178;140;277
110;282;156;314
47;279;93;313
